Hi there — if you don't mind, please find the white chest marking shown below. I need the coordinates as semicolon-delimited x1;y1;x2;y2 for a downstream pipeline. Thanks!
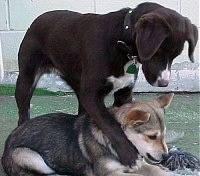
154;63;170;86
160;65;170;81
108;61;138;94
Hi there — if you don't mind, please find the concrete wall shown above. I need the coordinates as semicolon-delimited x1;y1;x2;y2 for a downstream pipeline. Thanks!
0;36;3;82
0;0;199;92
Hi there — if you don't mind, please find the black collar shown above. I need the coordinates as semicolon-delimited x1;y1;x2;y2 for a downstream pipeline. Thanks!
117;9;140;64
123;9;133;45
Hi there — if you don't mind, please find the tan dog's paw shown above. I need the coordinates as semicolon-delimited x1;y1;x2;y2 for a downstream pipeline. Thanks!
135;163;167;176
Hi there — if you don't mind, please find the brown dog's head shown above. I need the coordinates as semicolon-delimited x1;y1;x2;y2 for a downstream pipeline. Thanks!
133;3;198;87
113;93;174;163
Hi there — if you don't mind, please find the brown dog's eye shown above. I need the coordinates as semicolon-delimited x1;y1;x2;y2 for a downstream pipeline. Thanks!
148;135;157;140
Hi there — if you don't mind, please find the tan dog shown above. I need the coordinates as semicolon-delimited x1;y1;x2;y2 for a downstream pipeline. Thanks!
104;93;173;176
2;93;173;176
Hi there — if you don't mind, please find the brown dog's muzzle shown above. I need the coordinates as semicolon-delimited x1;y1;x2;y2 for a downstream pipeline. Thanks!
157;79;169;87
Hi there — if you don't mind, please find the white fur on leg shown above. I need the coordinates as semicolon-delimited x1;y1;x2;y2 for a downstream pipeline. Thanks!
12;147;55;174
105;158;142;174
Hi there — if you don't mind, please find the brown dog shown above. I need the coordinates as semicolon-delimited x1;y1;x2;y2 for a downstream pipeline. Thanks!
15;2;198;167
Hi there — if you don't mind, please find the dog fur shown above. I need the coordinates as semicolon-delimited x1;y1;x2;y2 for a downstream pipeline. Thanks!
15;2;198;166
2;93;174;176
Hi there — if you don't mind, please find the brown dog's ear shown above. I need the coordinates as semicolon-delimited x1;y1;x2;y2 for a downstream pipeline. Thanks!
124;109;150;126
135;13;171;61
185;18;198;63
154;93;174;109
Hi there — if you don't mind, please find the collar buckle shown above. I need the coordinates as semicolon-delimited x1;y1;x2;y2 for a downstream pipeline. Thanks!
127;54;138;65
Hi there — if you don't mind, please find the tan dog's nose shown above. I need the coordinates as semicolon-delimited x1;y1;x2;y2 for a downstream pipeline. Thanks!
162;153;168;159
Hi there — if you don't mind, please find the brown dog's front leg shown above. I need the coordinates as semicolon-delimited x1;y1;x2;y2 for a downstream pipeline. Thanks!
113;85;133;107
80;90;138;167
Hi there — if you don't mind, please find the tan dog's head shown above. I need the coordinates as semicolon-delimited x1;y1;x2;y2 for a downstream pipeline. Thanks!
113;93;174;164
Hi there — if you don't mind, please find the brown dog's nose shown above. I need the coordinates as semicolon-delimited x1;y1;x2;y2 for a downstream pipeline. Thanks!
158;79;169;87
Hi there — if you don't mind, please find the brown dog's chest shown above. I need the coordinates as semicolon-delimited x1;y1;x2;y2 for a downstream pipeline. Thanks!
108;60;140;93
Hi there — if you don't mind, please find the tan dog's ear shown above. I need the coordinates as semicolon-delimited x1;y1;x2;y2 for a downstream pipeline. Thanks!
124;109;150;126
135;13;171;61
185;18;198;63
155;93;174;109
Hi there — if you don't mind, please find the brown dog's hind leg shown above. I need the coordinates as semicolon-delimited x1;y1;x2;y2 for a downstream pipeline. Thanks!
15;72;40;125
16;38;46;125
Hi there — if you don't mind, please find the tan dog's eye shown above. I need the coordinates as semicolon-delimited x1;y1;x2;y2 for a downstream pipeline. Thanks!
148;134;157;140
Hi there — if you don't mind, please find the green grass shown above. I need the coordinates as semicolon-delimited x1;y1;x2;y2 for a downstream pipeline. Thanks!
0;89;199;175
0;85;69;96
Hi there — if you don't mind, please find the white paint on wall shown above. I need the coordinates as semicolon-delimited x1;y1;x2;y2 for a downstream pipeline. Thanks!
0;31;25;71
180;0;199;27
0;0;9;30
95;0;179;14
0;37;4;82
9;0;95;30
